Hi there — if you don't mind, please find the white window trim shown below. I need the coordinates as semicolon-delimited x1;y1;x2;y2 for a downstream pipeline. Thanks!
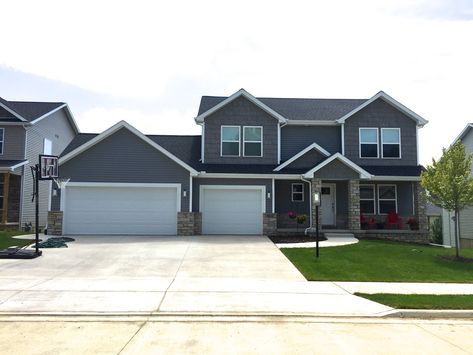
360;184;376;215
243;126;263;157
0;128;4;155
381;128;402;159
291;183;304;202
359;127;379;159
377;184;398;215
43;138;52;155
220;125;241;157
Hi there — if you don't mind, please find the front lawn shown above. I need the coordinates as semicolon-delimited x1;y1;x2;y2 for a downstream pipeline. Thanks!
356;293;473;309
0;230;32;250
281;239;473;282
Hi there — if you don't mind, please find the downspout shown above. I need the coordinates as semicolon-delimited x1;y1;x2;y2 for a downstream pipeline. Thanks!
301;175;312;234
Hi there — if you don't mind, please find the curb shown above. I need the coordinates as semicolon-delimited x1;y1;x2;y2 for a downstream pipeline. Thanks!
385;309;473;319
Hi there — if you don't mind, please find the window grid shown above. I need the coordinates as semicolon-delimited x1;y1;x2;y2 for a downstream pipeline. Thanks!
220;126;241;157
360;184;376;215
243;126;263;157
377;184;398;214
359;128;379;159
291;183;304;202
381;128;401;159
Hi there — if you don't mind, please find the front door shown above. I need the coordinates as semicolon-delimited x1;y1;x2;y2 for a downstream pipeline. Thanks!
321;184;336;226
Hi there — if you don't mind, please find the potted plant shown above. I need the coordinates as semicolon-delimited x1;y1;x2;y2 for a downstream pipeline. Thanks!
407;217;419;230
296;214;307;232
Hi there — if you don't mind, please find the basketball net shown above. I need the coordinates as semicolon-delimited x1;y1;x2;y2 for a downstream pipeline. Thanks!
53;177;70;190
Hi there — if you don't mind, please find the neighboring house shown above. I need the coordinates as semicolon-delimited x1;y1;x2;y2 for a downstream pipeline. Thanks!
49;89;429;238
0;97;79;230
442;123;473;248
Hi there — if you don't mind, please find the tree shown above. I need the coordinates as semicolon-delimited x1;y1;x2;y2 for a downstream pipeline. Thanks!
421;141;473;258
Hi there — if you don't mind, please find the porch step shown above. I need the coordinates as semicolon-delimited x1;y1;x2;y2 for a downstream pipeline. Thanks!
324;232;355;239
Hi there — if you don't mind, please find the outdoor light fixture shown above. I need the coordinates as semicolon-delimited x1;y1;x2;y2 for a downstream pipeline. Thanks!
313;191;321;206
267;191;271;199
183;189;187;197
313;190;321;258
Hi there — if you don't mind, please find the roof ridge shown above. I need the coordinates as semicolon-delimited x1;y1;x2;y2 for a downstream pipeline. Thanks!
8;100;65;105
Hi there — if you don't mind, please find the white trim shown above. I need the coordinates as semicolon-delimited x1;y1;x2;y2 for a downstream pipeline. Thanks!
0;101;27;122
195;89;287;124
341;123;345;155
189;175;193;212
380;128;401;159
43;138;52;155
336;91;428;127
199;185;266;214
359;127;379;159
453;123;473;144
274;142;330;171
30;104;80;134
0;160;29;172
271;178;275;213
220;125;241;157
0;128;4;155
303;153;372;179
201;123;205;163
198;173;302;179
321;183;337;226
277;124;281;164
243;126;263;157
29;104;66;124
284;120;339;126
291;183;304;202
58;121;198;175
377;184;398;215
416;126;419;165
370;176;421;181
359;184;376;215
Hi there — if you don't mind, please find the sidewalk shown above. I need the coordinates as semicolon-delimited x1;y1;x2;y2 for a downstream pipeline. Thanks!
333;281;473;295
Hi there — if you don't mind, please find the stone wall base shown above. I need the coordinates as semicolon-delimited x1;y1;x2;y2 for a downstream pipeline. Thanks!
263;213;277;235
47;211;63;236
355;230;430;244
177;212;202;236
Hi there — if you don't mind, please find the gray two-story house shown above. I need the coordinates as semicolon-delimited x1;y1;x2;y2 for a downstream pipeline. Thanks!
49;89;428;239
0;97;78;230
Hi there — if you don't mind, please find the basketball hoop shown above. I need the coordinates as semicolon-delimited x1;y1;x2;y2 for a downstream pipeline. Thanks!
53;177;70;190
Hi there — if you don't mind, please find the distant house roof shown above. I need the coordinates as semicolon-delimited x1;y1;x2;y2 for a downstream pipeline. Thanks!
0;97;65;122
453;123;473;143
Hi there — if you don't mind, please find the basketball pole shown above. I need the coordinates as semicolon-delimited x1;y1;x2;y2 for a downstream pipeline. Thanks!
34;163;40;255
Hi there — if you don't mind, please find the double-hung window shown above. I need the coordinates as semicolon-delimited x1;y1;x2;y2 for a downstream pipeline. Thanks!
381;128;401;158
378;184;397;214
0;128;4;155
359;128;378;158
291;183;304;202
221;126;240;156
243;126;262;157
360;185;375;214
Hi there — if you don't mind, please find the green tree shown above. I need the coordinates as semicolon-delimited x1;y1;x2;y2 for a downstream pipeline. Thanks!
421;141;473;258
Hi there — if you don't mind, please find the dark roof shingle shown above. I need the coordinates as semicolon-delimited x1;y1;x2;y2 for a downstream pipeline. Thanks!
0;97;64;122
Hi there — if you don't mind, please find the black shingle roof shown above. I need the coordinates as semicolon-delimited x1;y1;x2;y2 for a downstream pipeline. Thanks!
361;165;424;177
0;160;28;168
0;97;65;122
198;96;367;121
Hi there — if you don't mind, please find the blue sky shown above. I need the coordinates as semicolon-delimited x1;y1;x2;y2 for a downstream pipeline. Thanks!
1;0;472;165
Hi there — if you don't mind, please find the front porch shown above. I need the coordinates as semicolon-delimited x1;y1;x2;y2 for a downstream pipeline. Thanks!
0;172;22;228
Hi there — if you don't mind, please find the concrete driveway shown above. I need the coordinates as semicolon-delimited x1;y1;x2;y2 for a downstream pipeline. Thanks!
0;235;390;316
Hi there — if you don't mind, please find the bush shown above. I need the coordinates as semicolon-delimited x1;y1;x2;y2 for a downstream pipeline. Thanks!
430;218;443;244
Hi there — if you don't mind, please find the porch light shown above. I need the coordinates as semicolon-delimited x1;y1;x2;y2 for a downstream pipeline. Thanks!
267;191;271;199
313;191;321;206
183;189;187;197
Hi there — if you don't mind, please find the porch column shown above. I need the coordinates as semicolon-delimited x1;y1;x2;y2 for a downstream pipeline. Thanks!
1;173;10;224
348;179;360;230
310;178;322;228
413;181;428;231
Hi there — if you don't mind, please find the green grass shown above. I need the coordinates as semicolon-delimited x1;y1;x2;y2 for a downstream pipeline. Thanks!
0;230;32;250
281;239;473;282
356;293;473;309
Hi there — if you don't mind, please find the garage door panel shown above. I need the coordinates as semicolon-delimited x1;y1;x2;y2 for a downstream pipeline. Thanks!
201;188;263;235
64;185;178;235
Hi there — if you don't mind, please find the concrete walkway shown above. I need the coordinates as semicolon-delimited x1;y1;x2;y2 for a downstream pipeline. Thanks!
276;233;359;249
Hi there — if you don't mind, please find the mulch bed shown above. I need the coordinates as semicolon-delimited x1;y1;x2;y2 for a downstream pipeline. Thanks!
439;255;473;263
268;234;327;244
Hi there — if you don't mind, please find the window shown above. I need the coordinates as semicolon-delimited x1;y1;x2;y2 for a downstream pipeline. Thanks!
43;138;52;155
243;126;262;157
360;185;375;214
359;128;378;158
221;126;240;156
378;184;397;214
291;183;304;202
381;128;401;158
0;175;3;208
0;128;4;155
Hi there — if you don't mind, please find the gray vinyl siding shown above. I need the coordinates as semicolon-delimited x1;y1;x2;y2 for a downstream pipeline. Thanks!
0;125;26;160
203;96;278;164
285;149;326;170
312;160;359;179
54;127;191;212
21;109;76;228
344;98;418;166
275;180;310;215
192;178;272;213
281;125;341;161
456;129;473;241
461;129;473;175
359;181;414;217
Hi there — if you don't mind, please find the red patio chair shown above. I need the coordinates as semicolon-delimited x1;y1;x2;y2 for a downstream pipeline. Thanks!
385;212;403;229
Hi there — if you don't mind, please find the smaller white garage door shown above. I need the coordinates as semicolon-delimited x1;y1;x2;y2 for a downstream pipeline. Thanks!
201;186;264;235
64;184;179;235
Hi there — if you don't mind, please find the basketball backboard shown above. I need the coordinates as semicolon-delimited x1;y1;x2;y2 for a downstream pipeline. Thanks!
39;154;59;180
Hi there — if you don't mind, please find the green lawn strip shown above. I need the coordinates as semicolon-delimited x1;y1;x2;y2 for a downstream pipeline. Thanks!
355;293;473;309
281;239;473;282
0;230;33;250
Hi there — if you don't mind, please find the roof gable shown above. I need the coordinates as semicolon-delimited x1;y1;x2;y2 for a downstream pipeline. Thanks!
195;89;287;124
336;91;428;127
453;123;473;144
274;143;330;171
303;153;372;179
59;121;198;175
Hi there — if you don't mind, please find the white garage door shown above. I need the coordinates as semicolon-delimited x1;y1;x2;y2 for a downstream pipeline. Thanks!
201;186;264;235
64;184;179;235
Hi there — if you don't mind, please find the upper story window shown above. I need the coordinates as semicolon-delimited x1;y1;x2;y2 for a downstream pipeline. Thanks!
381;128;401;158
221;126;240;156
359;128;378;158
43;138;52;155
0;128;4;155
243;126;262;157
291;183;304;202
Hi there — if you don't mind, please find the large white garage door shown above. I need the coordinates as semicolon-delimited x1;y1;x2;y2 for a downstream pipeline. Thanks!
201;186;264;235
64;184;179;235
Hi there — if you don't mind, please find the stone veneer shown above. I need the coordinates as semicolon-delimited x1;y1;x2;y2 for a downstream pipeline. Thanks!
47;211;63;236
177;212;202;236
356;230;430;244
413;182;428;232
348;179;360;230
263;213;277;235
